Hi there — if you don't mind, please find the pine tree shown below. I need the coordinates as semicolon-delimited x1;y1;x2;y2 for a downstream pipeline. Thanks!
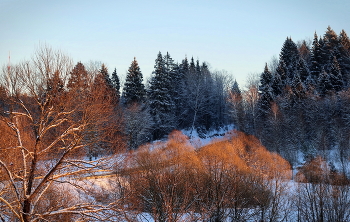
111;68;121;100
122;57;146;106
148;52;175;139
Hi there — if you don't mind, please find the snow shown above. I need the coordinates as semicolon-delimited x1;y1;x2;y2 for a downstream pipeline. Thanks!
181;124;235;148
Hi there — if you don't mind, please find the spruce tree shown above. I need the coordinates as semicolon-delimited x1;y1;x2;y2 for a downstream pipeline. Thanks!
298;58;311;85
337;30;350;87
230;80;244;130
291;71;306;100
122;57;146;106
100;64;113;90
111;68;121;100
310;32;323;83
271;71;283;97
148;52;175;139
258;64;274;117
322;26;339;72
279;37;301;83
329;56;343;92
276;59;288;87
317;68;332;96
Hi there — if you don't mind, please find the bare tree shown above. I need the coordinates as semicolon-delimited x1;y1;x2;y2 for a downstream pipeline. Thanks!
0;45;122;221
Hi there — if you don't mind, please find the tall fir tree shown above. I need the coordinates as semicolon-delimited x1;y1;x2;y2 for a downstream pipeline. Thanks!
258;64;274;117
337;30;350;87
111;68;121;100
279;37;301;83
122;57;146;106
322;26;339;72
98;64;118;103
148;52;175;139
310;32;323;83
230;80;244;130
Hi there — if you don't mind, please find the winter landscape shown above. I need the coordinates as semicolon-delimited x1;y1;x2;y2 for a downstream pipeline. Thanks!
3;0;350;221
0;25;350;221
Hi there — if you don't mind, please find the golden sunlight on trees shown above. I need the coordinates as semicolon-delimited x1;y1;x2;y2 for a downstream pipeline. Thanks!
0;45;124;221
121;130;291;221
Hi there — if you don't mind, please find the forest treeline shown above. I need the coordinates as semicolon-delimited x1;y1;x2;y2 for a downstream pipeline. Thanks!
1;26;350;221
231;26;350;172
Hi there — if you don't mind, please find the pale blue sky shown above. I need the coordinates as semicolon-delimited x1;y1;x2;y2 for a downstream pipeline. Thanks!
1;0;350;87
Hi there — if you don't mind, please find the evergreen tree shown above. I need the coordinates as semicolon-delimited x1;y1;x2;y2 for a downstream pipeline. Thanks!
230;80;244;130
111;68;121;100
310;32;323;83
317;68;332;96
291;71;306;100
329;56;343;92
98;64;118;103
100;64;112;86
322;26;339;72
323;26;339;53
148;52;175;139
67;62;89;93
339;29;350;52
337;30;350;87
122;57;146;106
299;40;311;64
258;64;274;117
189;57;196;75
279;37;301;82
231;80;242;99
298;58;311;85
176;57;190;128
271;71;283;97
275;59;288;87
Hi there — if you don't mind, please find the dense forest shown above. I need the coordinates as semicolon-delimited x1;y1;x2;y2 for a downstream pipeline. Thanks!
0;26;350;221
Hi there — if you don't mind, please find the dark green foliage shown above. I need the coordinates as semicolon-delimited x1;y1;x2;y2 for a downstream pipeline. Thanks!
310;32;323;82
258;64;274;117
148;52;175;139
111;68;120;99
279;37;301;82
122;57;146;106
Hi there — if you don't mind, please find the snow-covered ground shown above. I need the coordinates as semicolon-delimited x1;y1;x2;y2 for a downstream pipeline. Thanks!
181;124;235;148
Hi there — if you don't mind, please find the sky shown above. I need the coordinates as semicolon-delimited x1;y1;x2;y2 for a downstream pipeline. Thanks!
1;0;350;88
